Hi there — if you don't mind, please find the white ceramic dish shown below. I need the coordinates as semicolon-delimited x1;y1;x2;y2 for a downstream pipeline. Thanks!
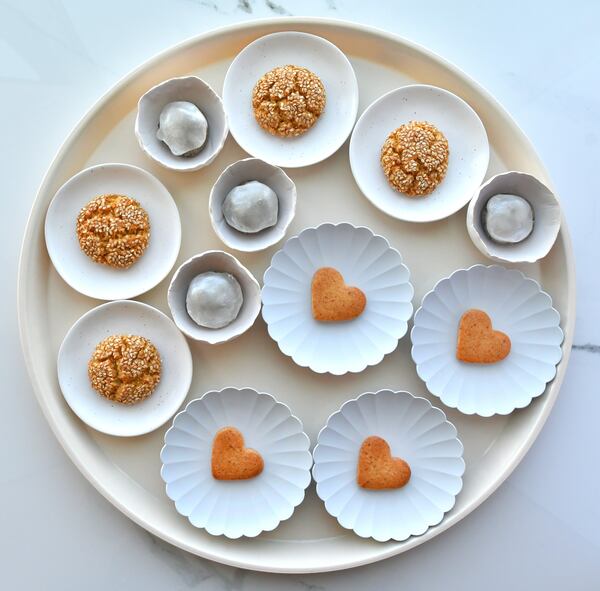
57;300;193;436
167;250;261;344
467;171;561;263
313;390;464;542
209;158;296;251
262;223;413;375
19;19;574;573
135;76;228;171
411;264;563;416
44;163;181;301
161;387;312;538
222;31;359;168
349;84;490;222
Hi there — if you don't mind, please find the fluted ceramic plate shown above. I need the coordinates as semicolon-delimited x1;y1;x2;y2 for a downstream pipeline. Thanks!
160;388;312;538
313;390;465;542
262;223;414;375
411;265;564;416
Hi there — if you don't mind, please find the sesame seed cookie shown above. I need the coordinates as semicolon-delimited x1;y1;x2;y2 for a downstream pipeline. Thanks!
380;121;449;196
76;194;150;268
252;65;326;137
88;334;161;405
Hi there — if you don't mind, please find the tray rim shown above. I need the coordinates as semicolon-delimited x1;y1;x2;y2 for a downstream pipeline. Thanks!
17;16;576;573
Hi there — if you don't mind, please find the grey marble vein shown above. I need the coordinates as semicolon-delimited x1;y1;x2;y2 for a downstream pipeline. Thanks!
264;0;292;16
572;343;600;354
237;0;253;12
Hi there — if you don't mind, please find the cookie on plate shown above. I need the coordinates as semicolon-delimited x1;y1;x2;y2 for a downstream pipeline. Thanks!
357;435;411;490
456;308;511;363
311;267;366;322
211;426;264;480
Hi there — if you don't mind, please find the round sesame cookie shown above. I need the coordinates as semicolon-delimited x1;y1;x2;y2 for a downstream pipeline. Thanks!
76;194;150;268
252;65;326;137
380;121;449;197
88;334;161;405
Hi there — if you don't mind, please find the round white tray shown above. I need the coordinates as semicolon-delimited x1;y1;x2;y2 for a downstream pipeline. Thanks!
17;17;575;574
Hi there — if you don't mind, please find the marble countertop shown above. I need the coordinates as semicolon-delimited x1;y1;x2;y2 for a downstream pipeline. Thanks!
2;0;599;588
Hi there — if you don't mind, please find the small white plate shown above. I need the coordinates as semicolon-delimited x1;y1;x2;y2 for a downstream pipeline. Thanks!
467;171;561;263
57;300;193;437
349;85;490;222
45;163;181;300
411;265;564;416
312;390;465;542
160;387;312;538
135;76;228;171
222;32;359;168
209;158;296;252
261;223;414;375
167;250;261;344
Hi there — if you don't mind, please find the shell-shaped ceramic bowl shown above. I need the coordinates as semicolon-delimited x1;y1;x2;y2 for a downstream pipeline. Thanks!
411;265;564;416
160;387;312;538
349;85;490;222
45;163;181;301
135;76;228;172
312;390;465;542
467;171;561;263
222;31;359;168
262;223;414;375
57;300;193;437
167;251;261;344
209;158;296;252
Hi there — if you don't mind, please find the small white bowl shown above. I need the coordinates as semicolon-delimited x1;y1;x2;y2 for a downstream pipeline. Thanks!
222;32;359;168
135;76;228;172
167;250;261;344
411;265;564;417
349;85;490;222
261;223;414;375
57;300;193;437
209;158;296;252
467;171;561;263
312;390;465;542
45;163;181;301
160;387;312;538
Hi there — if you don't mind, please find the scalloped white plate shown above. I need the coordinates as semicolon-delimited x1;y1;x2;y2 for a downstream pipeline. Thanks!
411;265;564;416
262;223;414;374
161;388;312;538
313;390;464;542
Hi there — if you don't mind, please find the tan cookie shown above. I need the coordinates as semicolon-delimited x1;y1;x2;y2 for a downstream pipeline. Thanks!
211;427;264;481
311;267;366;322
456;308;511;363
357;435;411;490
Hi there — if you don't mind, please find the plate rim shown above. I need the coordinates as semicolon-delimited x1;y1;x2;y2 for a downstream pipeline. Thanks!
17;16;576;573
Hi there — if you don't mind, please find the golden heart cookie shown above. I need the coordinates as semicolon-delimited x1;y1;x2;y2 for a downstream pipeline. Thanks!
357;435;411;490
456;308;511;363
211;426;264;480
311;267;367;322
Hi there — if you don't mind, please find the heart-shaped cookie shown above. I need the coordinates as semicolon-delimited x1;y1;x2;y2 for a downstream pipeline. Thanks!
311;267;367;322
211;426;264;480
357;435;411;490
456;308;511;363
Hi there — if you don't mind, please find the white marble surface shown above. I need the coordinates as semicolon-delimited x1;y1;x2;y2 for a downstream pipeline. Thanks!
2;0;599;588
